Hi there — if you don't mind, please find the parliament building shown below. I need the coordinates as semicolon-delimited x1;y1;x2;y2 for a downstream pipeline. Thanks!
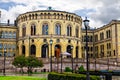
0;8;120;60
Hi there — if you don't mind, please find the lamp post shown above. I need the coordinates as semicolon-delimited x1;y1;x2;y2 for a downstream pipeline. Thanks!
60;53;62;73
114;62;117;70
71;45;73;73
49;39;53;72
107;55;109;70
83;17;90;80
3;48;7;76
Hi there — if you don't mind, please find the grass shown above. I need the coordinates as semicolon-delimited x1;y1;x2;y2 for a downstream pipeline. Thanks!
0;76;47;80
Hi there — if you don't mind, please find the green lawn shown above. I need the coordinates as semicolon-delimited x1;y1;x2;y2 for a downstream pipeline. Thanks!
0;76;47;80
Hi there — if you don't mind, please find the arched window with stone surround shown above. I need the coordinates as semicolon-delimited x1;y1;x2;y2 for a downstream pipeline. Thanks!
55;23;61;35
75;26;79;38
31;24;36;35
42;23;48;35
41;44;48;58
22;25;26;37
30;45;36;56
67;24;72;36
22;45;25;55
29;14;31;20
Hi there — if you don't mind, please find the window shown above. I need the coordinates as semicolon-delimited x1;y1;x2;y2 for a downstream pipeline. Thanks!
0;31;2;38
75;27;79;37
107;43;111;49
106;30;111;39
95;34;98;42
42;23;48;35
100;45;104;52
9;32;12;38
67;25;72;36
13;32;16;38
22;25;26;37
31;24;36;35
100;32;104;40
55;23;61;35
90;36;93;42
2;32;4;38
5;31;8;38
0;43;2;50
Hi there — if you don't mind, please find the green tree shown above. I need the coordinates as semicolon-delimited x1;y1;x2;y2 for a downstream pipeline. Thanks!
12;55;26;74
78;65;85;72
26;56;43;75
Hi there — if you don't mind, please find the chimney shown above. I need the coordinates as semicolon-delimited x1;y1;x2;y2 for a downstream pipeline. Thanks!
14;20;17;26
7;19;10;26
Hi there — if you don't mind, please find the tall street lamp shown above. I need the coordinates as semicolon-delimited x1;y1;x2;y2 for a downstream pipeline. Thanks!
83;17;90;80
71;45;73;73
60;53;62;73
3;48;7;76
49;39;53;72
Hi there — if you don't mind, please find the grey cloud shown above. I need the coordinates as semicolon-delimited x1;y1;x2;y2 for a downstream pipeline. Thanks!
89;0;120;25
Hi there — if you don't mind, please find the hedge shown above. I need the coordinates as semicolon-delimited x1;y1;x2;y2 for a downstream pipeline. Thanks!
48;72;100;80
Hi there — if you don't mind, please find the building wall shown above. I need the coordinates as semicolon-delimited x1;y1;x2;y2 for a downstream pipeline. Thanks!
17;10;82;58
0;25;17;56
1;10;120;59
81;20;120;59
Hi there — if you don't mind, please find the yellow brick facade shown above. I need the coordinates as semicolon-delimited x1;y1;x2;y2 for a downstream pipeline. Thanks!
81;20;120;58
1;10;120;59
17;10;82;58
0;25;17;56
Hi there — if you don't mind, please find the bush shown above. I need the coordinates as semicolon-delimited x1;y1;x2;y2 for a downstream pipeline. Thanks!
48;72;100;80
64;67;72;72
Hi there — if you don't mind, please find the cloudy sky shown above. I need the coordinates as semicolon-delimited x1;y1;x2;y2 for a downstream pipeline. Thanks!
0;0;120;28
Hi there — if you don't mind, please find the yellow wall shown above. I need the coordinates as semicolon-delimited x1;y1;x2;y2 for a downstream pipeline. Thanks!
17;10;82;58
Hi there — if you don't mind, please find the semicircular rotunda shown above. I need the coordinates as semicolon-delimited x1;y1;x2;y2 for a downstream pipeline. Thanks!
17;9;82;58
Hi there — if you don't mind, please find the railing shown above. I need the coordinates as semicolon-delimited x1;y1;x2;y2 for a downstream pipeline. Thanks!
18;34;81;42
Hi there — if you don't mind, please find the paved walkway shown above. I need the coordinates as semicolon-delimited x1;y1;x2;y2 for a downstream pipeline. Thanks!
112;76;120;80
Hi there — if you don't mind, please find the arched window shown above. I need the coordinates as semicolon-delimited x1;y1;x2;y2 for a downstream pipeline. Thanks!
30;45;36;56
32;14;34;19
76;27;79;37
40;13;43;19
41;44;48;58
67;25;72;36
54;13;56;19
55;23;61;35
48;13;50;19
22;25;26;37
22;45;25;55
29;14;31;20
35;14;37;19
31;24;36;35
42;23;48;35
66;45;72;58
44;13;47;19
61;14;63;19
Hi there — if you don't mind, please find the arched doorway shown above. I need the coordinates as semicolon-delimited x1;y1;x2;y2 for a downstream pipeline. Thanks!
22;45;25;55
55;45;61;58
41;44;49;58
66;45;72;58
30;45;36;56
